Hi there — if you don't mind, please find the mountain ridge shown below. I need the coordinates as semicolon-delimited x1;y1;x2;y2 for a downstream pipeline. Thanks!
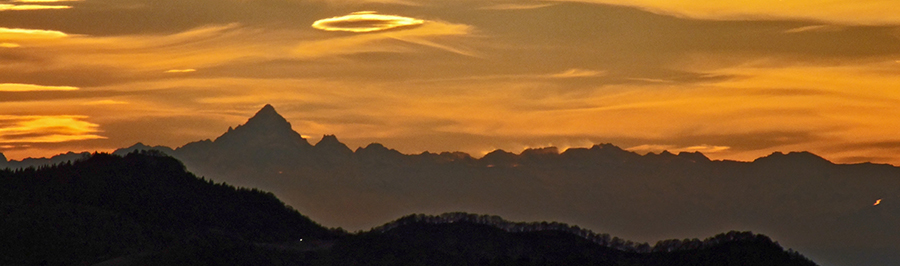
1;104;887;169
3;104;899;266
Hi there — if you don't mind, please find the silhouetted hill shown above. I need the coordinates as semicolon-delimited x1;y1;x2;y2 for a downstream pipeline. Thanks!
312;213;816;266
0;151;334;265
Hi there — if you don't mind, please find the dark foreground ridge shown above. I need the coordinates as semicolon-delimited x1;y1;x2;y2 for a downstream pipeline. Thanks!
0;151;336;265
0;152;816;265
336;214;816;266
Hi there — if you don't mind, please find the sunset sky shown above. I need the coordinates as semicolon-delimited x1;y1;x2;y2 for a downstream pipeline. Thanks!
2;0;900;164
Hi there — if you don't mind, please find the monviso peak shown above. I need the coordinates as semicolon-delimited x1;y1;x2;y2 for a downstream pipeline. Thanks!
206;104;314;163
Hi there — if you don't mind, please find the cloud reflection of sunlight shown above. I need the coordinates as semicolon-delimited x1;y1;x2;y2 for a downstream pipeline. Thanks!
165;69;197;73
0;115;104;144
0;27;68;39
0;4;71;11
312;11;425;33
0;83;79;92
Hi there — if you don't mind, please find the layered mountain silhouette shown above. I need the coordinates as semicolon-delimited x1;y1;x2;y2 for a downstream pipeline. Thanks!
3;104;898;266
0;152;816;265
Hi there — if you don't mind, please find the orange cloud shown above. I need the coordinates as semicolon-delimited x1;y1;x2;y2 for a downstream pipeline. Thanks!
549;0;900;25
0;83;79;92
295;20;472;58
82;100;128;105
0;27;68;39
0;115;105;145
13;0;82;2
0;4;71;11
312;11;425;33
165;69;197;73
626;144;731;155
548;69;605;78
479;3;557;10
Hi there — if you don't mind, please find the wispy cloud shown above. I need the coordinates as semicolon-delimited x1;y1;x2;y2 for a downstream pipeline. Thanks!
294;20;473;58
782;25;838;34
0;27;68;39
479;3;556;10
0;115;105;144
547;0;900;24
0;83;79;92
12;0;83;2
548;69;605;78
626;144;730;154
312;11;425;33
0;4;71;11
82;100;128;105
165;69;197;73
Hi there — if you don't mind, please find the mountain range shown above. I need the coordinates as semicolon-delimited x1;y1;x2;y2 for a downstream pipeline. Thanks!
2;104;898;266
0;152;816;265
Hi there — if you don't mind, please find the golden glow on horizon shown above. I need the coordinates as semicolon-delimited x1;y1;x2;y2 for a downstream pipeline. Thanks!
312;11;425;33
0;115;105;144
626;144;731;155
0;4;71;11
0;83;79;92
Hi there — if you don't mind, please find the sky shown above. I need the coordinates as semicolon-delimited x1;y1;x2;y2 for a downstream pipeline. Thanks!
1;0;900;164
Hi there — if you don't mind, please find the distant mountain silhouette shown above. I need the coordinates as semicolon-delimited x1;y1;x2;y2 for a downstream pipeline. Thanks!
0;152;817;265
9;104;898;266
210;104;312;152
0;151;92;170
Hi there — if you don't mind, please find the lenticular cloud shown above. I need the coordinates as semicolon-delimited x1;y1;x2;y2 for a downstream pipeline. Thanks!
312;11;424;33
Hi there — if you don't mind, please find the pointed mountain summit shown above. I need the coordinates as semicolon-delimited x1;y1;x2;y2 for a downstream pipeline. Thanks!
211;104;312;149
173;104;315;172
240;104;292;133
314;135;354;164
316;135;352;154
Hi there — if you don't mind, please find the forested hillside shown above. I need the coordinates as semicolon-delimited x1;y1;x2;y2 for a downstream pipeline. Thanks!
0;151;334;265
